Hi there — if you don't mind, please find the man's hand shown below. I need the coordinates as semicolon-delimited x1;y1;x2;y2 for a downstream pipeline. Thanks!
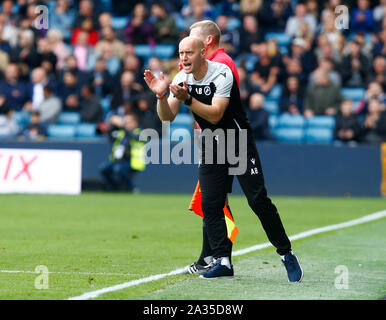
144;70;170;96
169;81;189;102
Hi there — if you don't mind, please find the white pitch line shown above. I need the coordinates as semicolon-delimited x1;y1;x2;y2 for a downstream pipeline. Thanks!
68;209;386;300
0;270;139;276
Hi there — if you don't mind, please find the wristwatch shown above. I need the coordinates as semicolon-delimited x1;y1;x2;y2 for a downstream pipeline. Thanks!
184;94;193;106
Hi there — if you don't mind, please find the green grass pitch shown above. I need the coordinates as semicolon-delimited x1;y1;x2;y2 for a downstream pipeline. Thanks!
0;192;385;300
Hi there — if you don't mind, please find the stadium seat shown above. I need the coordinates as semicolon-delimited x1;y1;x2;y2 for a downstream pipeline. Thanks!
274;127;304;143
135;45;153;59
268;115;277;130
47;124;76;139
12;111;30;126
263;100;279;115
235;53;258;72
266;85;282;100
100;97;111;115
341;88;366;101
306;116;335;129
265;32;292;47
154;45;176;60
305;127;333;144
57;112;81;125
277;113;305;128
111;16;129;29
76;123;97;138
227;18;241;30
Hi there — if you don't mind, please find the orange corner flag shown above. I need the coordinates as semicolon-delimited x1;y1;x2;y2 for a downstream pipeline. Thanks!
188;181;239;243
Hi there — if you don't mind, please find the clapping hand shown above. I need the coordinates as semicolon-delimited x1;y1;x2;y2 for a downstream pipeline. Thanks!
144;70;170;97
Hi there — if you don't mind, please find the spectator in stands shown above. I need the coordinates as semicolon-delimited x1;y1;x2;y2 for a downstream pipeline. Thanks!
238;15;263;54
71;30;94;72
309;57;341;87
37;37;58;80
240;0;262;16
0;63;31;111
368;56;386;91
334;99;361;144
71;17;99;47
304;70;342;117
372;28;386;58
26;67;57;110
217;0;240;18
88;41;120;77
216;15;240;57
257;0;292;33
374;0;386;23
10;29;41;69
147;56;164;80
319;9;344;54
0;12;18;49
91;57;114;97
151;3;179;44
247;92;274;141
357;81;386;115
250;42;280;93
285;37;316;76
121;54;146;89
238;66;251;110
59;70;81;112
47;29;71;71
17;110;47;141
100;113;143;192
279;76;303;115
111;71;142;110
60;55;91;89
34;85;62;124
285;3;317;39
95;26;125;60
341;40;369;88
360;98;386;143
315;34;342;67
282;57;307;87
49;0;76;42
351;0;374;33
74;0;99;31
0;104;18;138
79;84;103;123
135;93;161;134
124;3;155;46
182;0;214;31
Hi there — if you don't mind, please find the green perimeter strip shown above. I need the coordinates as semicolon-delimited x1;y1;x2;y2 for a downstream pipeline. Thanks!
123;219;386;300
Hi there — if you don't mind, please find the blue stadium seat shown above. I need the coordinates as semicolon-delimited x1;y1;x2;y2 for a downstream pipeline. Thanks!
305;127;333;144
265;32;291;47
263;100;279;115
57;112;81;124
111;16;129;29
266;85;282;100
154;45;176;59
274;127;304;143
277;113;305;128
100;97;111;115
268;115;277;130
171;113;193;129
47;125;76;139
227;18;241;30
341;88;365;101
12;111;30;126
135;45;153;59
235;53;258;72
306;116;335;129
76;123;97;138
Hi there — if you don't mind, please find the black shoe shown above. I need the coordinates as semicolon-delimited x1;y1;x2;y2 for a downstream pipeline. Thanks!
281;251;303;282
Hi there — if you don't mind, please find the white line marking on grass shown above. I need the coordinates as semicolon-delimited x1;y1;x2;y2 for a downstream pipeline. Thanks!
0;270;139;276
68;209;386;300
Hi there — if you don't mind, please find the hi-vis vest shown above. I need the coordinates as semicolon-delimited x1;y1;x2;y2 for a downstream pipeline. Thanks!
110;128;146;172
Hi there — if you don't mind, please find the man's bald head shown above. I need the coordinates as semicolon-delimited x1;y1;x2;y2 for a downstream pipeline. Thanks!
179;36;205;51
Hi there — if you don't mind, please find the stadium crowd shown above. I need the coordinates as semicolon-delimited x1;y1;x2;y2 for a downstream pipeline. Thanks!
0;0;385;145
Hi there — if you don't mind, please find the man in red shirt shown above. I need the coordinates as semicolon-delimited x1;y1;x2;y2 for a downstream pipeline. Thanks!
184;20;240;275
